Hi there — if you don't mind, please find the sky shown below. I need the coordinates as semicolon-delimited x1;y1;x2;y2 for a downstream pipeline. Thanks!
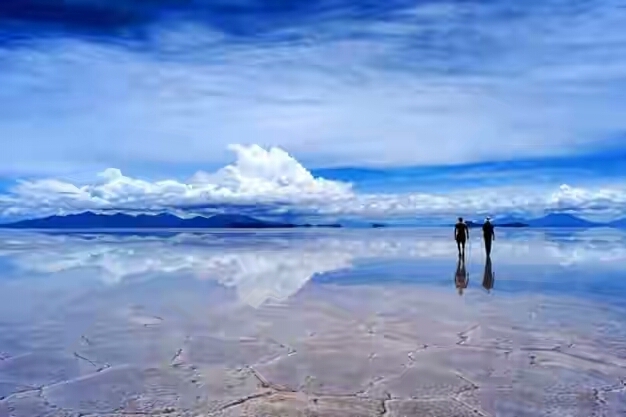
1;0;626;221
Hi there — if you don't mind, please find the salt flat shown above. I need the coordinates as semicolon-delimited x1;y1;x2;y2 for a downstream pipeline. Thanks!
0;228;625;416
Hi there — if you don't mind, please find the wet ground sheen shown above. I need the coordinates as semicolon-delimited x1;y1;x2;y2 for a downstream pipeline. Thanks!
0;228;625;416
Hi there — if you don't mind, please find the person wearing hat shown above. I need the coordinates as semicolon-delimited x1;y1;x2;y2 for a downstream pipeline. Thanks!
482;216;495;257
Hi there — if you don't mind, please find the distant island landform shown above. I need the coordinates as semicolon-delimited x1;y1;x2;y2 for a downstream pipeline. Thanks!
0;211;624;230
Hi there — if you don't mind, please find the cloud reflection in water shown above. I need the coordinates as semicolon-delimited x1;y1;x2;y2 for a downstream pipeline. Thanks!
1;228;625;307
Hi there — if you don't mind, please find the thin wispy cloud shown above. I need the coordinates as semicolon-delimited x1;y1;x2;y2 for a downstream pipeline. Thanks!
1;0;625;219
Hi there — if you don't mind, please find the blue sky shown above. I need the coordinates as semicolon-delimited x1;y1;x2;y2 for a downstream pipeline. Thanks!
1;0;626;221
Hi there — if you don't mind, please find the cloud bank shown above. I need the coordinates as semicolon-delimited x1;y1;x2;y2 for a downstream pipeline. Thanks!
1;145;626;220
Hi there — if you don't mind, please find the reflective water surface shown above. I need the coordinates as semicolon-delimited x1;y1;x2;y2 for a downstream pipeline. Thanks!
0;228;625;416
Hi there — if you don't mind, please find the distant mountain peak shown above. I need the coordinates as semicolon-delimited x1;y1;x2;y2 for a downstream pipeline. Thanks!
459;212;617;229
526;213;600;227
543;212;577;219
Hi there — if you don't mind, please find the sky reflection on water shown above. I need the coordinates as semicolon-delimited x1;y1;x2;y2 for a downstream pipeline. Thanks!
1;228;626;416
0;228;625;307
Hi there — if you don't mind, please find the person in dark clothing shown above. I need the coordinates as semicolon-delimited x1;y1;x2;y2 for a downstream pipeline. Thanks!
454;217;469;258
482;217;495;257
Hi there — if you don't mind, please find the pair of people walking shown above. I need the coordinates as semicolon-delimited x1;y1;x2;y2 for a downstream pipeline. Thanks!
454;217;495;258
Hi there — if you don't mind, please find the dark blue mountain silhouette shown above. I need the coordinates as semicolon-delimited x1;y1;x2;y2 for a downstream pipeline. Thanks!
525;213;601;228
608;218;626;228
463;220;528;228
454;213;611;229
1;211;619;230
493;215;528;226
0;212;342;229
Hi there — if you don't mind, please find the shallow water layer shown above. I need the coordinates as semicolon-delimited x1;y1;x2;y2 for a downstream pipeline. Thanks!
0;228;625;416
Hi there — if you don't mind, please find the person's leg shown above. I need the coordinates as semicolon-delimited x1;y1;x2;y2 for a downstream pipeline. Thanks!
485;238;492;256
457;240;461;256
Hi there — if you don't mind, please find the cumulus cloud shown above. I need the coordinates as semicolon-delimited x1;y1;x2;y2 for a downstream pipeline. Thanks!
1;145;626;220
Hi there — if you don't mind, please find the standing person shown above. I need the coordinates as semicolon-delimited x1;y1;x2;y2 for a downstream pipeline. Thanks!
454;217;469;258
482;217;495;257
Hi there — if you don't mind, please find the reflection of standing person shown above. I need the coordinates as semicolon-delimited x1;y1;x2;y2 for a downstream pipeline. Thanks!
482;256;494;292
455;257;468;295
454;217;469;258
482;217;495;257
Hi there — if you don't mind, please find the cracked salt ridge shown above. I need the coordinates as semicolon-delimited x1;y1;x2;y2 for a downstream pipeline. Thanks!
3;344;460;414
30;365;205;415
209;391;386;417
3;287;626;415
73;351;111;372
2;354;624;416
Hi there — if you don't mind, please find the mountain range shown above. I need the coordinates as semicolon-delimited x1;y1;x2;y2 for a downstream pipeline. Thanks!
458;213;625;229
0;211;624;230
0;212;344;229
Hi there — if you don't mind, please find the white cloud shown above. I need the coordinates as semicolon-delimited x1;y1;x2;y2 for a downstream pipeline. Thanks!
1;145;626;219
0;0;625;174
0;145;626;217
